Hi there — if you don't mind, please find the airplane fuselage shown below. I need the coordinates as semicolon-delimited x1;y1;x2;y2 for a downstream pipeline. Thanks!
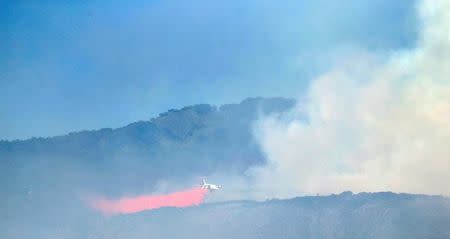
202;184;220;191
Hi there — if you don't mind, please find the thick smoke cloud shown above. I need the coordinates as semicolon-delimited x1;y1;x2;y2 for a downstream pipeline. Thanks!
251;0;450;198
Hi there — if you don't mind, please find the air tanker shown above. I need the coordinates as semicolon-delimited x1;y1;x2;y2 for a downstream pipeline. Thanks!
201;178;221;191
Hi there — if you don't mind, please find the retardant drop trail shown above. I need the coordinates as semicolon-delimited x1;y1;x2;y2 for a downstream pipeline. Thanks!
90;187;208;215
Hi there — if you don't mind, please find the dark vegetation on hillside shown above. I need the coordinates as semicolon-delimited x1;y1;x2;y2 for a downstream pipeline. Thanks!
0;97;295;195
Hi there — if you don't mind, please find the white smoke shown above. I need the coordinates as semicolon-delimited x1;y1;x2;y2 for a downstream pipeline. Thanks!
250;0;450;198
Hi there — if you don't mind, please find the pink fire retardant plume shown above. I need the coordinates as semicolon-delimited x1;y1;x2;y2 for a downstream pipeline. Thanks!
90;187;208;215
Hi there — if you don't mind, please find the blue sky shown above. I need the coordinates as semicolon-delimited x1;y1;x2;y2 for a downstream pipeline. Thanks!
1;0;417;140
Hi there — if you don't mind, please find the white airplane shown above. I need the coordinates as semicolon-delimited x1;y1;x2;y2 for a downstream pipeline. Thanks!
201;178;221;191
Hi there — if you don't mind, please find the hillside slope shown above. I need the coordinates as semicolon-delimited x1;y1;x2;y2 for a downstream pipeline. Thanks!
0;97;295;195
88;192;450;239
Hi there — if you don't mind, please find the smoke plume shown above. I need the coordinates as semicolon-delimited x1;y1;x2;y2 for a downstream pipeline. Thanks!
250;0;450;198
90;187;208;215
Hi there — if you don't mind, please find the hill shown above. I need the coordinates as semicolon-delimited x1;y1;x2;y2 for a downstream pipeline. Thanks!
89;192;450;239
0;97;295;195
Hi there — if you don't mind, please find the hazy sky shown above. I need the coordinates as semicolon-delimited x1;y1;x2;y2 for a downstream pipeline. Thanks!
1;0;417;140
